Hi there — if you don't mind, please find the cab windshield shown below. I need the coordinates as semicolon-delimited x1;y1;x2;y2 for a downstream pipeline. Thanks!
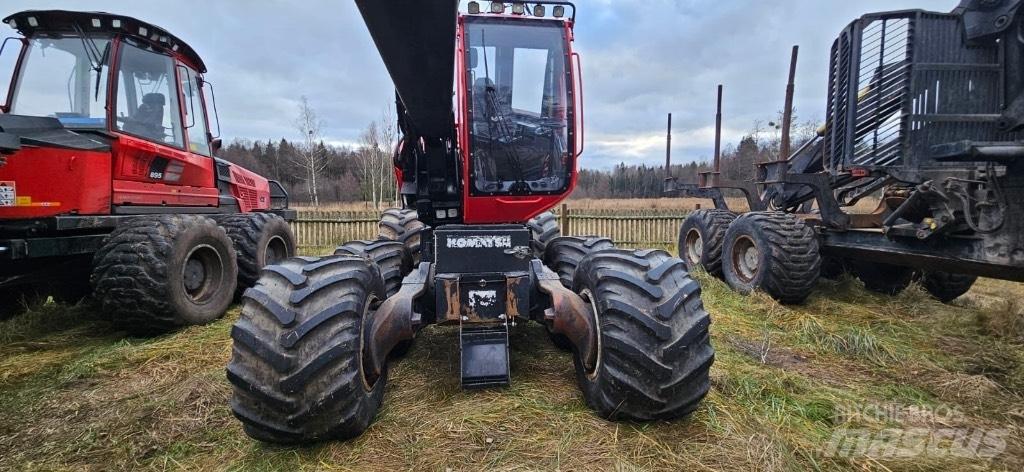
10;36;111;129
465;19;572;195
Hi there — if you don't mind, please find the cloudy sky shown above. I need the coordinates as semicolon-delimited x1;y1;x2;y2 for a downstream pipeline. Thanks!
1;0;957;169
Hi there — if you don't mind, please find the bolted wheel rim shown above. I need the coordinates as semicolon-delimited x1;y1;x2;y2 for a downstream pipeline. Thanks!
359;295;382;391
580;288;603;381
684;229;703;267
265;235;288;265
181;244;226;304
731;235;760;283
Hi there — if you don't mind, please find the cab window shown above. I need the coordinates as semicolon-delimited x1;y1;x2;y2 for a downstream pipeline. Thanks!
114;40;184;148
180;66;211;156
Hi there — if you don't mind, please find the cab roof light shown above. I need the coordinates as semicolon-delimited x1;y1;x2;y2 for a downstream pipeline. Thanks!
26;17;38;27
468;1;480;14
91;18;101;28
489;2;505;14
533;5;545;17
553;5;565;18
138;26;148;36
111;19;122;28
511;3;525;14
7;20;16;29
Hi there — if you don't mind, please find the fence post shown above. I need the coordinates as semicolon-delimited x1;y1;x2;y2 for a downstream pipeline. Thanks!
695;203;701;210
560;203;570;236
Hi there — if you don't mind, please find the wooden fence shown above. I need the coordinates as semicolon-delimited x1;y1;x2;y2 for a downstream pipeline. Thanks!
292;205;692;251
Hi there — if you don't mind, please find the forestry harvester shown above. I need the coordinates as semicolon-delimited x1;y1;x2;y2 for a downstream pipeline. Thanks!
228;1;714;443
668;0;1024;304
0;10;296;331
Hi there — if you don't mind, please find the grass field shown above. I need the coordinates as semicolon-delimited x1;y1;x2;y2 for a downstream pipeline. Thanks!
1;268;1022;470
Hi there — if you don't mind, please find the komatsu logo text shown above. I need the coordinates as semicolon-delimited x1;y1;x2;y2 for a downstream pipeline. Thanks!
446;235;513;249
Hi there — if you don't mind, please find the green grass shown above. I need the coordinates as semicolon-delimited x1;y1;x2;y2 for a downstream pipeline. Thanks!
0;274;1022;471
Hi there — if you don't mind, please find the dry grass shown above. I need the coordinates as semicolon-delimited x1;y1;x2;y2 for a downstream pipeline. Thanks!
2;233;1024;470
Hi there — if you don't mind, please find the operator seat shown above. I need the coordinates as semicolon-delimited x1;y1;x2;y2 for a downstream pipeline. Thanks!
124;93;166;141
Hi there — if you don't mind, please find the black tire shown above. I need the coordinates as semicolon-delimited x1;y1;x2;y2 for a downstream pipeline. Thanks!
378;208;425;265
721;212;821;304
543;236;615;289
920;271;977;303
334;239;411;298
526;211;560;257
215;213;296;293
678;209;736;277
91;215;238;335
849;261;915;296
541;236;615;351
0;283;45;319
227;255;388;444
572;248;714;421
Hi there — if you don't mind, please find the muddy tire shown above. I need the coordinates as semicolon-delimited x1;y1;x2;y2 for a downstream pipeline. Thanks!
227;256;388;444
678;209;736;277
920;271;977;303
541;236;615;350
91;215;238;335
572;248;714;421
527;211;560;257
334;239;411;298
215;213;296;294
543;236;615;289
721;212;820;304
849;261;915;296
378;208;425;265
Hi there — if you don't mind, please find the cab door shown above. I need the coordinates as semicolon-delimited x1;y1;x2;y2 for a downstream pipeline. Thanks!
110;38;217;208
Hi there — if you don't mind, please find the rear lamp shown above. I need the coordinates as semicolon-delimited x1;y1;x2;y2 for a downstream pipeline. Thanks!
553;6;565;18
468;1;480;14
533;5;545;17
511;3;525;14
490;2;505;14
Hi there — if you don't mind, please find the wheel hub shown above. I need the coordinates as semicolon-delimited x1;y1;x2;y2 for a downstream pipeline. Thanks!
685;229;703;266
265;235;287;265
181;244;225;303
732;236;760;282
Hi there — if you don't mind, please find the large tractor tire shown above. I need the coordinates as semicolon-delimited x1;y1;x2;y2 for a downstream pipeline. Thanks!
543;236;615;289
334;239;411;298
91;215;238;335
526;211;560;257
227;255;388;444
678;209;736;277
721;212;821;304
920;271;977;303
542;236;615;351
572;248;714;421
378;208;425;265
215;213;296;293
849;261;915;296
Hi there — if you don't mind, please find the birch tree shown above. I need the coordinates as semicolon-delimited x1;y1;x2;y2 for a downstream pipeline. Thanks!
356;106;399;209
291;96;329;206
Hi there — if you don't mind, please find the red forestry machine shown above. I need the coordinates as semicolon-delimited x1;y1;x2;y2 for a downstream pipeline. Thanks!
0;11;296;332
668;0;1024;304
227;1;714;443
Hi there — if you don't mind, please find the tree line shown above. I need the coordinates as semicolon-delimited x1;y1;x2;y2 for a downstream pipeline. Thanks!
216;100;820;205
